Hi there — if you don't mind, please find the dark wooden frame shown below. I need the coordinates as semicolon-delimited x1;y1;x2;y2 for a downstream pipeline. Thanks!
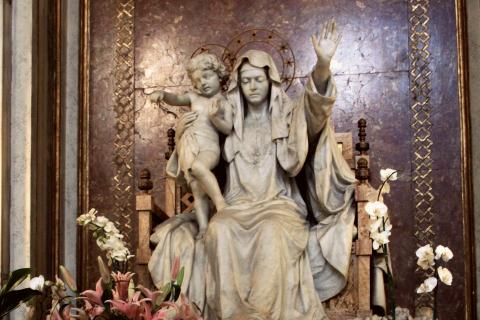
455;0;476;317
1;0;12;283
78;0;90;291
30;0;64;279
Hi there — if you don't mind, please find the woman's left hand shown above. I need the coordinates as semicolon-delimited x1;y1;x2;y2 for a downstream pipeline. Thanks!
311;18;341;68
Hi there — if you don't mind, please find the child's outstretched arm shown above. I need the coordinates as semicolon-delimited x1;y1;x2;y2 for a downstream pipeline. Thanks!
209;98;233;135
149;90;191;106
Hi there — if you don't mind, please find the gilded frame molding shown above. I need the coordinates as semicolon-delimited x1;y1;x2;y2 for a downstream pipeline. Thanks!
78;0;91;290
454;0;476;317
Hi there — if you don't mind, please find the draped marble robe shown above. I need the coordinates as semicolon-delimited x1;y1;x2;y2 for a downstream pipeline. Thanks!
149;50;356;320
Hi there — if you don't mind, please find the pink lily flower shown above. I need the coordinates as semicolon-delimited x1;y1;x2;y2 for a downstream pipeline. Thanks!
176;294;202;320
107;291;150;320
142;302;168;320
84;300;105;317
80;279;104;306
48;309;63;320
112;271;135;301
137;284;162;303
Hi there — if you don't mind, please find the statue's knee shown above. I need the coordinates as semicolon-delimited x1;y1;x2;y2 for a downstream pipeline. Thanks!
190;161;205;178
258;221;282;239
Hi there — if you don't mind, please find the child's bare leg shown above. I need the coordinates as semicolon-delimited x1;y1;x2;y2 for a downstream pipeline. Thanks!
190;179;210;239
190;151;226;211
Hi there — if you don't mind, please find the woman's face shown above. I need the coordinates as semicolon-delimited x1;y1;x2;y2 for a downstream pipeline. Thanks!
239;62;270;106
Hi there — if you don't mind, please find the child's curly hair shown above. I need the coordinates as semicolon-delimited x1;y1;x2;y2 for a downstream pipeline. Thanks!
186;53;229;82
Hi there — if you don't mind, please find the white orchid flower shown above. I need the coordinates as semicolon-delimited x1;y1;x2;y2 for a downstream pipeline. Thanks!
104;221;120;235
380;168;397;181
76;208;98;226
94;216;109;228
369;218;383;233
416;244;435;270
371;229;391;250
435;245;454;262
365;201;388;219
77;208;133;264
437;266;453;285
416;277;437;293
111;248;133;262
29;275;45;291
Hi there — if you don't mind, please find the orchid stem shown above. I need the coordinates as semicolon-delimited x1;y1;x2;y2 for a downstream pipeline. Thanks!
433;268;438;320
376;170;399;201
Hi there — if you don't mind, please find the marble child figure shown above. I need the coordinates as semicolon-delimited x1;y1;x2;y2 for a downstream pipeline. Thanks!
150;53;233;239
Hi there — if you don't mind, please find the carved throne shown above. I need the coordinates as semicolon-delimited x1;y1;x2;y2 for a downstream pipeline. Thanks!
135;119;376;319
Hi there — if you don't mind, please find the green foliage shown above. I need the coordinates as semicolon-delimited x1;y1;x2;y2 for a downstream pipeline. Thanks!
176;267;185;288
0;268;42;317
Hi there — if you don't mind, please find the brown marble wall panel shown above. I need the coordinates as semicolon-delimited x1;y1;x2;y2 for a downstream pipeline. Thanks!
85;0;467;317
134;0;411;223
87;0;122;286
432;168;464;318
429;0;464;315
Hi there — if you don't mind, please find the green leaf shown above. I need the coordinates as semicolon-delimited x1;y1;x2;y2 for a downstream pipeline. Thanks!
0;288;41;318
171;284;181;301
0;268;31;295
155;282;171;306
175;267;185;287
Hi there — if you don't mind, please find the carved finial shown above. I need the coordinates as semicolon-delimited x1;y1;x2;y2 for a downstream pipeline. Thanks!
356;118;369;155
355;157;369;182
138;168;153;193
165;128;176;160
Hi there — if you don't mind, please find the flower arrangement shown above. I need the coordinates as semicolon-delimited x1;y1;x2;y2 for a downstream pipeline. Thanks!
24;256;201;319
365;168;398;319
77;208;133;265
415;244;454;320
0;208;202;320
0;268;42;318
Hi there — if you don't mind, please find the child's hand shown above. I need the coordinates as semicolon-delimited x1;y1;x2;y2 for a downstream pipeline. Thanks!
149;90;165;104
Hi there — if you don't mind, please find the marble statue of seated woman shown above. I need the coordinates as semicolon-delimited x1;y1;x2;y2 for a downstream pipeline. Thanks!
148;19;357;320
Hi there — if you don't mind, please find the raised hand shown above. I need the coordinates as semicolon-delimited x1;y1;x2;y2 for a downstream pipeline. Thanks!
311;18;342;67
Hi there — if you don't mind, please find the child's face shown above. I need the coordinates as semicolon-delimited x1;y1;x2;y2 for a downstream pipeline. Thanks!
191;69;221;97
